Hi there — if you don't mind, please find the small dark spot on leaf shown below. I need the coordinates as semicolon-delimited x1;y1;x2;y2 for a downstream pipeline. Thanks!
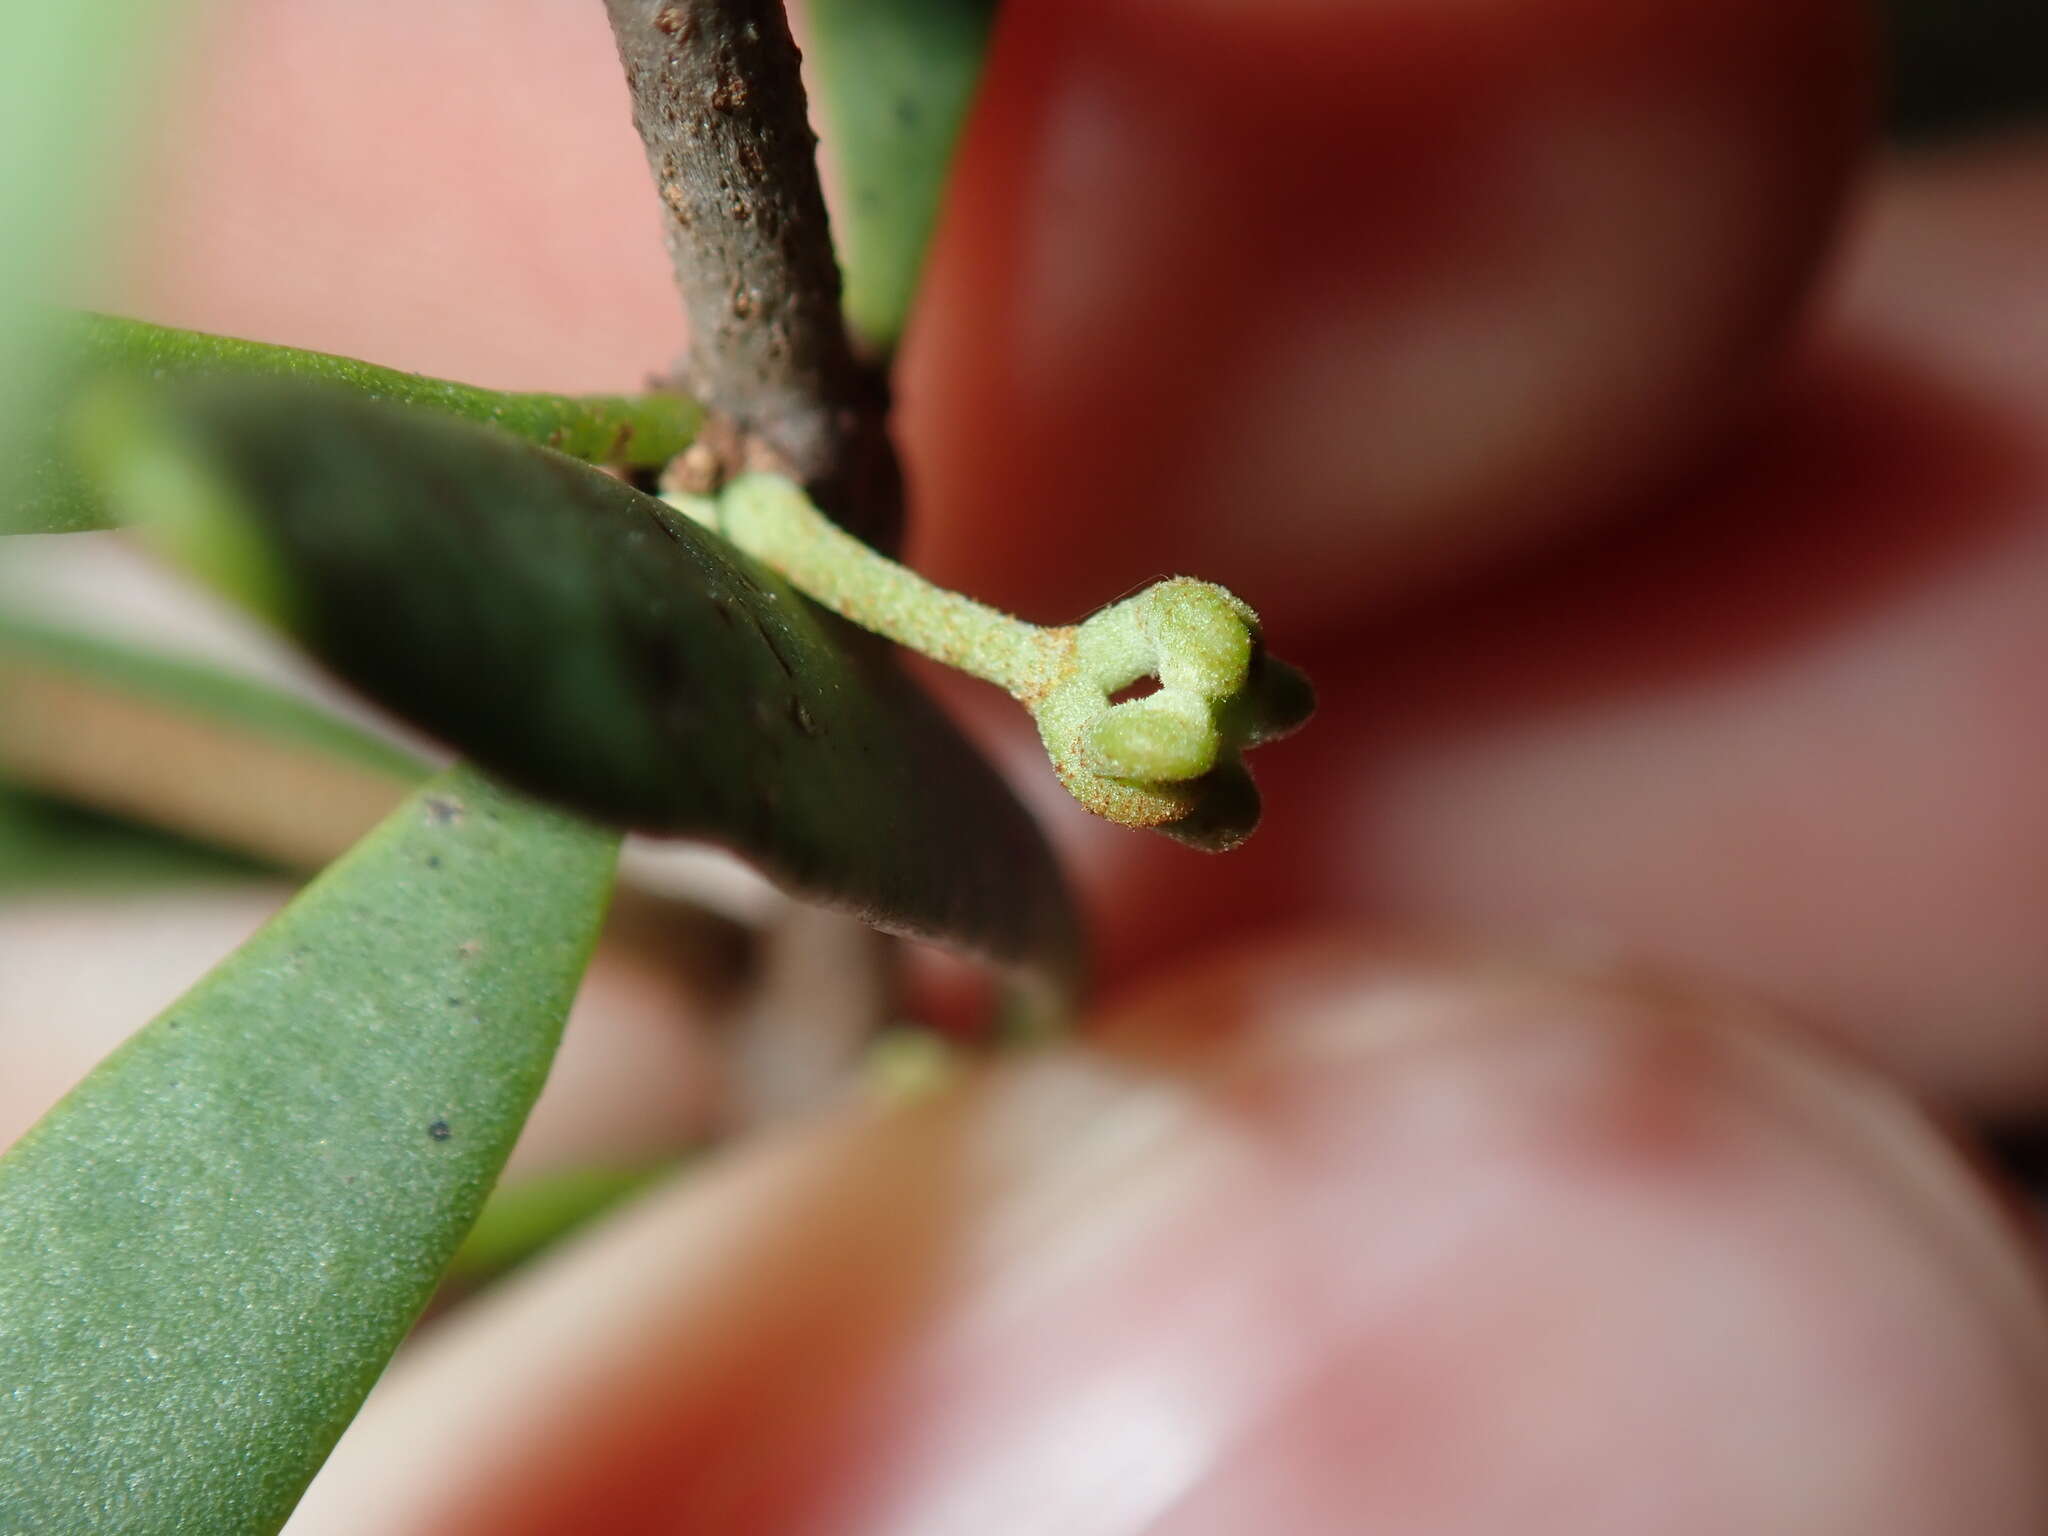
896;97;920;128
424;796;464;826
458;939;483;959
426;855;442;869
789;698;822;738
428;1120;452;1142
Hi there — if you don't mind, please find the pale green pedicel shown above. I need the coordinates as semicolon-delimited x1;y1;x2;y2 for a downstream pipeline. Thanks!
672;474;1314;852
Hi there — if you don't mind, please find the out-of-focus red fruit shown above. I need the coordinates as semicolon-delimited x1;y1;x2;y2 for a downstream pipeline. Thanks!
903;0;1873;634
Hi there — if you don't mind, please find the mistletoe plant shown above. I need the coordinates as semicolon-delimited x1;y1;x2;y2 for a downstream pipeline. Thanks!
0;2;1308;1530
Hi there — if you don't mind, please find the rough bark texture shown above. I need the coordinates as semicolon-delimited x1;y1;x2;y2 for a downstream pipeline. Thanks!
603;0;900;547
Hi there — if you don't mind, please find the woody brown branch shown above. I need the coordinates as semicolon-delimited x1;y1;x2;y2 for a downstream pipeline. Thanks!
602;0;900;547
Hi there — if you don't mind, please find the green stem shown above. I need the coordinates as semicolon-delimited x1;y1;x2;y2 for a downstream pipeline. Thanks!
687;474;1056;694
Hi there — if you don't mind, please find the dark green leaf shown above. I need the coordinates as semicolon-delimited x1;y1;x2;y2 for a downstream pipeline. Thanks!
82;377;1082;1004
8;313;702;534
0;765;619;1533
807;0;999;351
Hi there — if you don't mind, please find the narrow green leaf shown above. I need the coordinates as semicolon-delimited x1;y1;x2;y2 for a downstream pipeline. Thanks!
442;1161;678;1294
0;8;179;503
82;377;1083;1003
0;611;424;782
0;765;619;1533
807;0;999;352
0;784;269;892
0;613;751;977
0;611;425;872
8;313;703;534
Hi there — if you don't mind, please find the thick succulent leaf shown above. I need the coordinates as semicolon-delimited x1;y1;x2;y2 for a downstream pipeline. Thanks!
0;611;425;871
807;0;999;351
7;313;703;534
0;765;620;1533
82;377;1082;1003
